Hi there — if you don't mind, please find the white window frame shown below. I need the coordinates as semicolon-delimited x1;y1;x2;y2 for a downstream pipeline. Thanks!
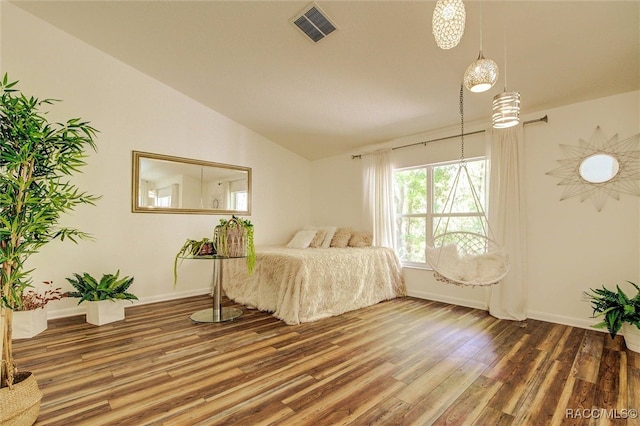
231;190;248;211
394;157;486;269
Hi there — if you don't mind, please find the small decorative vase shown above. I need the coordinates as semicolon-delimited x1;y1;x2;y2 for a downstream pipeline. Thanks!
622;323;640;353
197;242;215;256
0;371;42;425
13;307;48;339
86;300;125;326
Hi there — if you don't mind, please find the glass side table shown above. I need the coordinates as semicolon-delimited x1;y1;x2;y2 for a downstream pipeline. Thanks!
182;255;243;323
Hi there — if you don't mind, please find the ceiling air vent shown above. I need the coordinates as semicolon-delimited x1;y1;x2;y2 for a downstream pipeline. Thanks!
292;3;337;43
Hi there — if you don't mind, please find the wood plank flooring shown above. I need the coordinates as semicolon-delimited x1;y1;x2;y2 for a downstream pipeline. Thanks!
12;295;640;425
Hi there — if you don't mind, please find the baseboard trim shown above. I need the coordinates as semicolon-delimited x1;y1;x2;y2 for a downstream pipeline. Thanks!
526;309;602;332
406;289;488;311
50;288;606;335
47;288;211;320
407;292;606;333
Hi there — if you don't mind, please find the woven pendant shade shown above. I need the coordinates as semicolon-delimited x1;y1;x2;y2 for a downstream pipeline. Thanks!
432;0;466;49
463;52;499;93
492;91;521;128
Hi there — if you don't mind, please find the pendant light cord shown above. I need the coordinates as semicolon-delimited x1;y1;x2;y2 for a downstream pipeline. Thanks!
479;0;484;54
459;83;465;162
503;17;508;91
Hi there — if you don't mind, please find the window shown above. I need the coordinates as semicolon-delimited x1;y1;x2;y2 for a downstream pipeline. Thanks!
231;190;248;211
393;158;487;267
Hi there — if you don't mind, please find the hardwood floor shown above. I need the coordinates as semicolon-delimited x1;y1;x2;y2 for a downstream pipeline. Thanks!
12;295;640;425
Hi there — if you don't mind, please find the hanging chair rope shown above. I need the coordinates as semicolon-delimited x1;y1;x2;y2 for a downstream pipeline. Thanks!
459;84;465;163
426;84;510;286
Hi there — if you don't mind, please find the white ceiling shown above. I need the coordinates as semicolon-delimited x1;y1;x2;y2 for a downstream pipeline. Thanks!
11;1;640;160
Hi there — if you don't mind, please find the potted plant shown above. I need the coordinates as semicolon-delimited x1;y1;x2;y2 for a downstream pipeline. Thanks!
65;271;137;325
0;75;99;424
585;281;640;352
215;215;255;273
173;216;255;286
13;281;64;339
173;238;215;285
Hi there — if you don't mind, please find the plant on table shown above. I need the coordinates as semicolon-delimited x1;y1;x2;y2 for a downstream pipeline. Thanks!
215;215;255;273
173;237;215;285
0;74;99;397
173;216;255;286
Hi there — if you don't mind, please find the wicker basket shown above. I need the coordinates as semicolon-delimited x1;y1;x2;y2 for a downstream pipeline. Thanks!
214;217;247;258
0;371;42;425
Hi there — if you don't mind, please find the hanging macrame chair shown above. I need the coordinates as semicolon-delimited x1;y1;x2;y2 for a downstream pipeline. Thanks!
426;85;510;286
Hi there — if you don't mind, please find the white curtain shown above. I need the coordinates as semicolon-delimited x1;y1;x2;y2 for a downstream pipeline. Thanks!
486;125;528;320
362;148;395;248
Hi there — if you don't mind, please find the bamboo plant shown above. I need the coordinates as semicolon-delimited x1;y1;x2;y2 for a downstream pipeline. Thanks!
0;75;99;389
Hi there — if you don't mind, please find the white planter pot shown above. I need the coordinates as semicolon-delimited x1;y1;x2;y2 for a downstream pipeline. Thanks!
13;307;48;339
86;300;125;326
622;323;640;353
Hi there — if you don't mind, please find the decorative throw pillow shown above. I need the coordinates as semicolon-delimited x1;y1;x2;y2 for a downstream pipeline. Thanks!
309;230;327;248
286;229;317;249
348;231;373;247
330;228;352;248
320;226;337;248
303;225;337;248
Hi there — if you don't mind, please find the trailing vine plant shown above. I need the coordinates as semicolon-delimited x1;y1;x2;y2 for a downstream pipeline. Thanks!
173;238;214;286
215;215;255;273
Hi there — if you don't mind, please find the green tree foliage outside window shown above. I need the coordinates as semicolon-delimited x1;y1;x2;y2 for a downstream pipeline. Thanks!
393;159;486;265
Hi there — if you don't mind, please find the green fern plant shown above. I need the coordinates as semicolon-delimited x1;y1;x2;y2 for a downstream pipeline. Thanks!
173;238;215;285
585;281;640;339
65;271;138;304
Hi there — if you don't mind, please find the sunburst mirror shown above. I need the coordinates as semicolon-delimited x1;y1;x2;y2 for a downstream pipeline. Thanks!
546;126;640;211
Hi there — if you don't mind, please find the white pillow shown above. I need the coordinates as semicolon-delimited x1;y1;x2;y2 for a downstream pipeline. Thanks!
320;226;337;248
303;225;337;249
286;229;317;249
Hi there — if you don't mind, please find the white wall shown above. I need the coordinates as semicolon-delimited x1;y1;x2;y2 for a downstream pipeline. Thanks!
311;90;640;329
2;3;312;318
525;91;639;328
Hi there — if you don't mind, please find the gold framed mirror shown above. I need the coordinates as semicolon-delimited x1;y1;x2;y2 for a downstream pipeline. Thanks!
132;151;251;215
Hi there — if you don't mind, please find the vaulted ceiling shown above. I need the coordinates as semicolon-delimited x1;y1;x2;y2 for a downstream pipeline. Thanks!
10;1;640;160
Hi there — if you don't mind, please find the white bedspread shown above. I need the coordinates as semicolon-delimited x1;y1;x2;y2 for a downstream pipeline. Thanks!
222;246;406;325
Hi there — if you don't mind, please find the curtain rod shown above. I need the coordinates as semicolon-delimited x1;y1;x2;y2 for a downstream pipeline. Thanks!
351;114;548;159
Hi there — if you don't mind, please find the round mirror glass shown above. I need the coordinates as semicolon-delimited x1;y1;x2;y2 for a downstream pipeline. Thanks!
579;154;620;183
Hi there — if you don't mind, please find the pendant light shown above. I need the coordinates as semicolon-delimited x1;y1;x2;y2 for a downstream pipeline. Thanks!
492;92;520;128
492;21;520;128
432;0;466;50
463;1;498;93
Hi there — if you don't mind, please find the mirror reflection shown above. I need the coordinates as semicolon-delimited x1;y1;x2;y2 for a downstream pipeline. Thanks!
579;153;620;184
132;151;251;214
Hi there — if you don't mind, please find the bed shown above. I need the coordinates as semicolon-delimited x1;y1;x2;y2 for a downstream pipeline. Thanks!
222;246;406;325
